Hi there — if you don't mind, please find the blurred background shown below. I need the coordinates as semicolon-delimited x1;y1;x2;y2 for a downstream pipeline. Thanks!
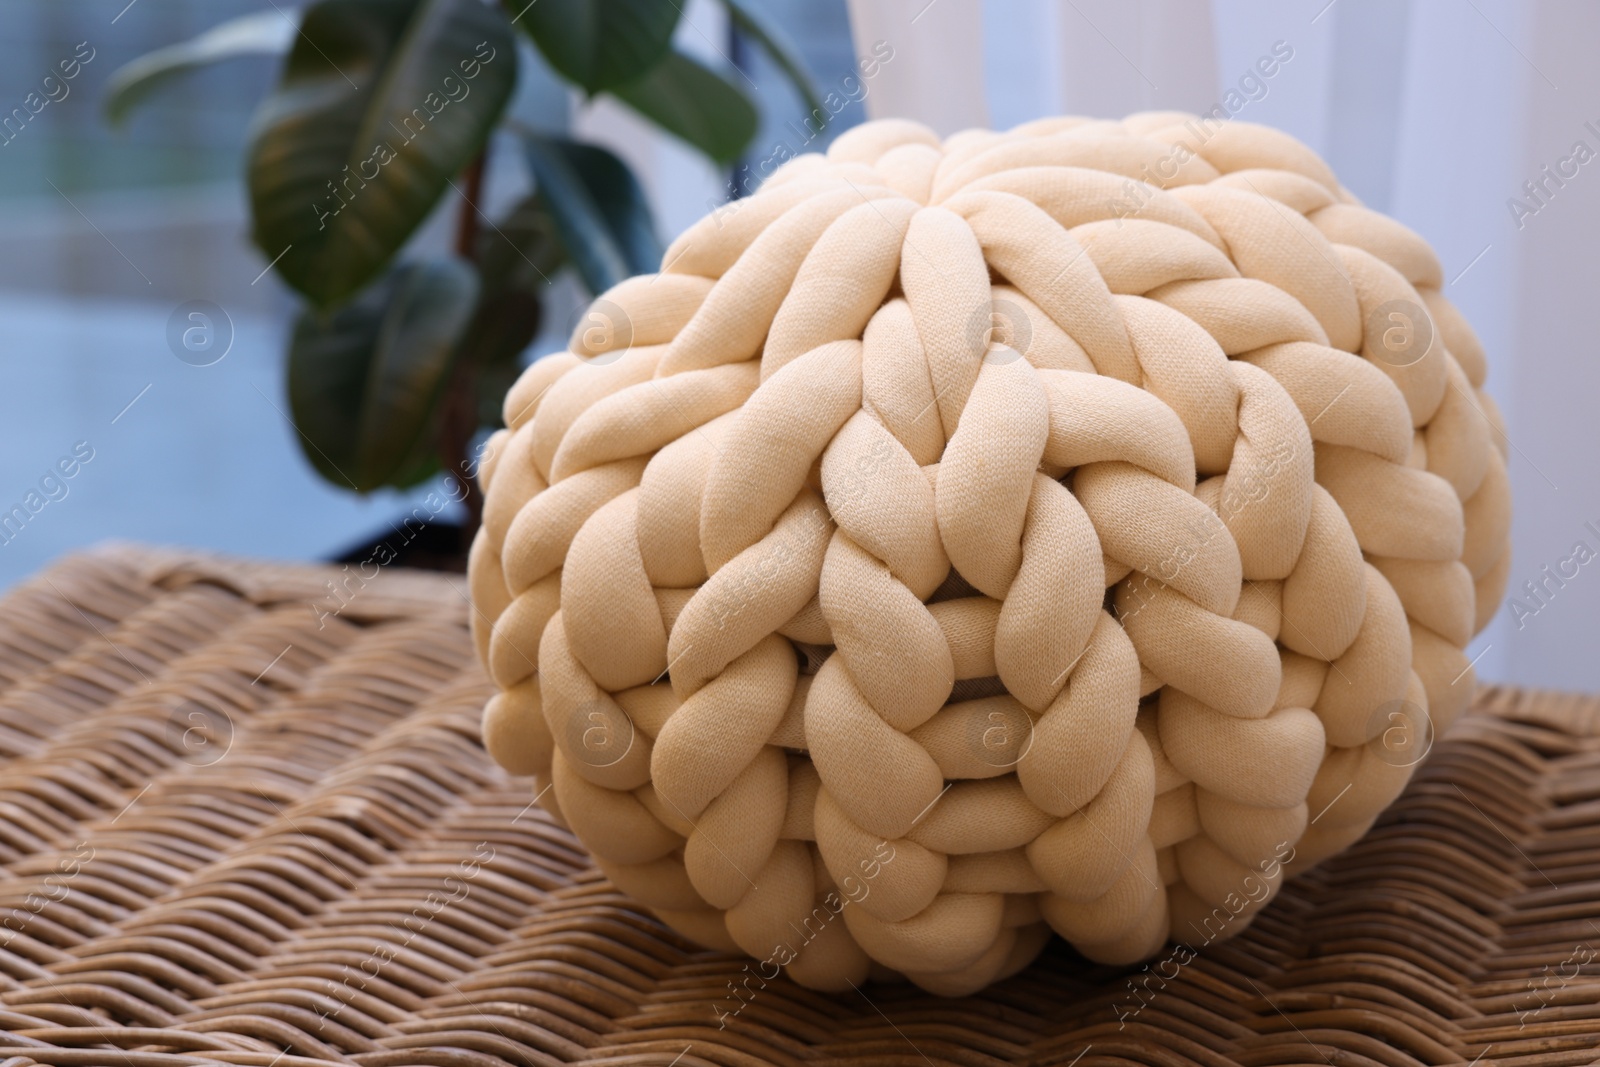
0;0;1593;691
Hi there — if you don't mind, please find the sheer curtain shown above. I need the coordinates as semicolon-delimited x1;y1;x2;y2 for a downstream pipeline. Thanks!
841;0;1599;691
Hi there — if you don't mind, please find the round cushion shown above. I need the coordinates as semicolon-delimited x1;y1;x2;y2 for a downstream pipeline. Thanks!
468;112;1512;995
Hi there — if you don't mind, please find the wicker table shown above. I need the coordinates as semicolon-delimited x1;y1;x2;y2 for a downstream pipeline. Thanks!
0;546;1594;1067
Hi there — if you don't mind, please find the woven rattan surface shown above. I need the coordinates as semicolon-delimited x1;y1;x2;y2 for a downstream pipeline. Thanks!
0;545;1594;1067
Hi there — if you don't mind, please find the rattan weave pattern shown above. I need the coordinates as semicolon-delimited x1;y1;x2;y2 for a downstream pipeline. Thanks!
0;545;1593;1067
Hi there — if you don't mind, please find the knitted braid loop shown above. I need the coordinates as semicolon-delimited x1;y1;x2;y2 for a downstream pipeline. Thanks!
470;113;1511;996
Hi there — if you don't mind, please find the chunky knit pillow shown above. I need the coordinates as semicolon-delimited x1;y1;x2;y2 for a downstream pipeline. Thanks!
469;113;1511;996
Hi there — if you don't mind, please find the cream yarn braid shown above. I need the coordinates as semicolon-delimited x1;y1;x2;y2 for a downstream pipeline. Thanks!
469;113;1511;996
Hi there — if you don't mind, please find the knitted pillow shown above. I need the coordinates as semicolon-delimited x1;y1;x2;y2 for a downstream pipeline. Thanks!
469;114;1511;996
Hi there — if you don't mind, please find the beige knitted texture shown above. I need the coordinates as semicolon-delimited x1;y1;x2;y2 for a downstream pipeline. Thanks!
469;113;1512;996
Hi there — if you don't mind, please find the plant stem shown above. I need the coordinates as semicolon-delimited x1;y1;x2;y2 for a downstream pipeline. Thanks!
441;149;488;550
455;152;486;260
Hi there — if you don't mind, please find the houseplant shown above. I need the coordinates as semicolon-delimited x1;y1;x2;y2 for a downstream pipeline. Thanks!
106;0;820;548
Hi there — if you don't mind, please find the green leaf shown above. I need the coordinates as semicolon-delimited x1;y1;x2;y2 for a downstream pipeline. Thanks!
716;0;825;124
465;198;563;425
512;0;680;94
288;259;479;491
248;0;517;309
459;195;562;377
521;134;661;294
610;50;757;165
104;9;297;127
476;192;565;299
